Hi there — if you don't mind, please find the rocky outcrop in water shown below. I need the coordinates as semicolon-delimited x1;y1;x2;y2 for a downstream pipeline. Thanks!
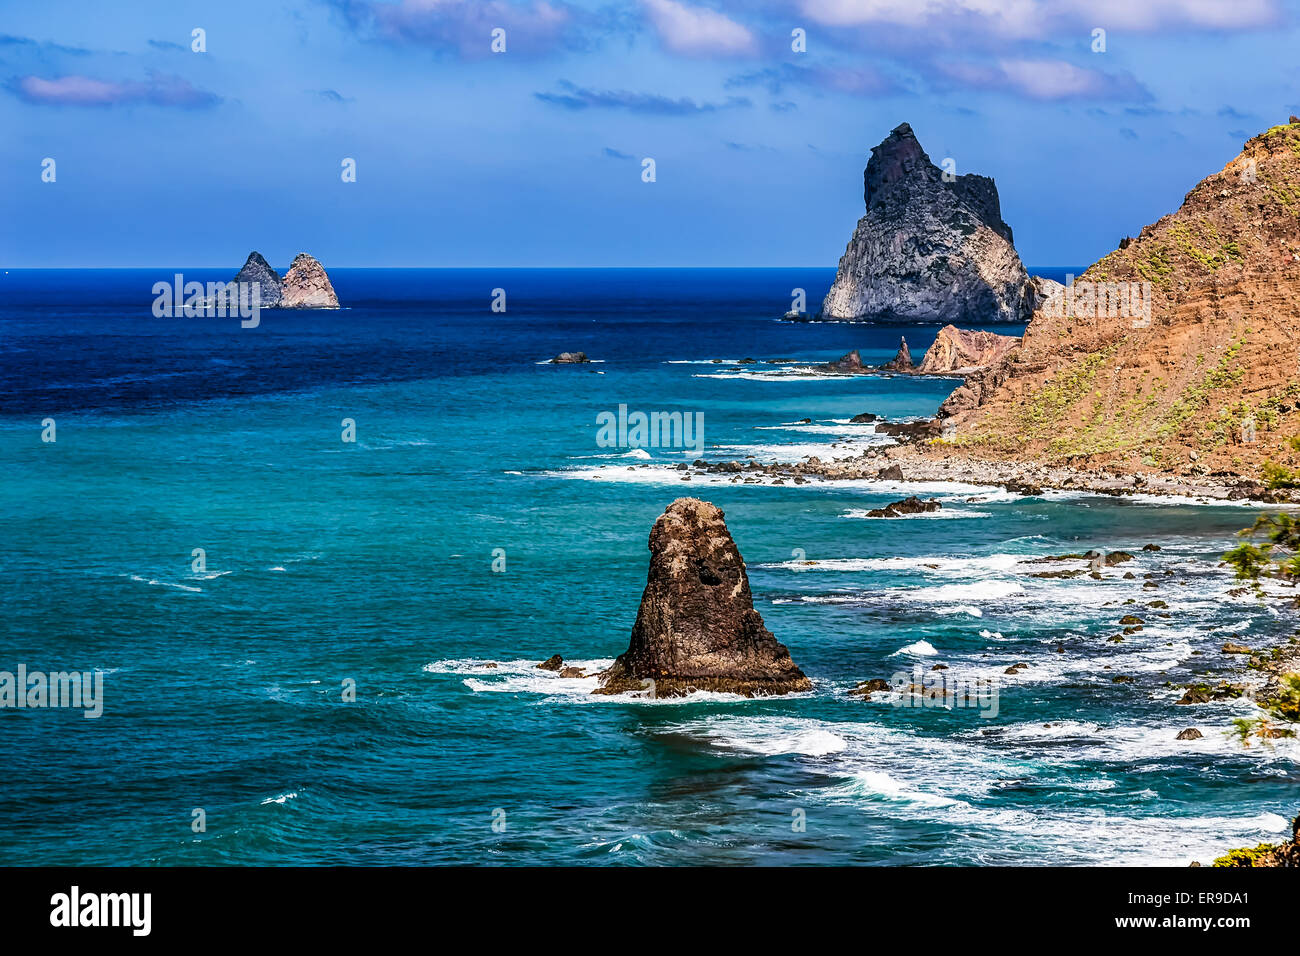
880;337;916;372
815;349;868;374
865;495;941;518
550;351;590;364
594;498;811;698
226;251;339;308
917;325;1020;374
279;253;340;309
232;252;283;308
821;123;1045;323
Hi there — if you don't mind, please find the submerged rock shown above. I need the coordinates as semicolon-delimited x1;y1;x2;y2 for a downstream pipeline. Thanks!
821;123;1043;323
279;253;340;309
865;495;941;518
849;678;892;697
594;498;811;698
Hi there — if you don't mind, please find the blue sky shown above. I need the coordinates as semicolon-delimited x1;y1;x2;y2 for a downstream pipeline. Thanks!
3;0;1299;268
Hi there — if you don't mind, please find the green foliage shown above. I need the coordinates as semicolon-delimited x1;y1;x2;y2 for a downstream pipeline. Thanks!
1263;460;1300;489
1212;843;1279;867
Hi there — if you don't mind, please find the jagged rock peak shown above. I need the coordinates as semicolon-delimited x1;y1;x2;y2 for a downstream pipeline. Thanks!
233;251;282;307
280;253;340;309
865;122;1011;243
594;498;811;698
881;336;916;372
821;123;1036;323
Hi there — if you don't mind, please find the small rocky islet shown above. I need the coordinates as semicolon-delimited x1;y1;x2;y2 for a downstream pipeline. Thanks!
230;250;340;309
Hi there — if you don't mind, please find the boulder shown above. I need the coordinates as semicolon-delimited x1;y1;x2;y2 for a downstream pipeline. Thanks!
537;655;564;671
849;678;892;697
865;495;941;518
1176;728;1204;740
594;498;811;698
550;351;590;364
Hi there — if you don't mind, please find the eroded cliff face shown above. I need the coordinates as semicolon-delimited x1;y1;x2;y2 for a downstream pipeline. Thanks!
937;120;1300;483
917;325;1020;375
595;498;811;698
821;123;1042;323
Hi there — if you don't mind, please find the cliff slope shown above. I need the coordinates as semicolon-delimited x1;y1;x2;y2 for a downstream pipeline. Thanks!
937;120;1300;485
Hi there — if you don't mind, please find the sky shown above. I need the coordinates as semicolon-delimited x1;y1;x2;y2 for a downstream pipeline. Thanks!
3;0;1299;268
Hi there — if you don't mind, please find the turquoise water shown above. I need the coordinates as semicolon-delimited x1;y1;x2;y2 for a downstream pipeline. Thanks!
1;268;1296;865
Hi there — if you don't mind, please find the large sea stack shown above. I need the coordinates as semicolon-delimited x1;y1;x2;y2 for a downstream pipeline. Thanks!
595;498;811;698
821;123;1047;323
279;253;340;309
233;251;283;308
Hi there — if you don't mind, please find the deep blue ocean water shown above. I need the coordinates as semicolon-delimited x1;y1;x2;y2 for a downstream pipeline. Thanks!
1;268;1296;865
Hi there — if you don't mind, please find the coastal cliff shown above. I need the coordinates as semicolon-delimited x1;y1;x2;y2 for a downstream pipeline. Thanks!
918;325;1020;375
821;123;1048;323
595;498;811;698
933;119;1300;486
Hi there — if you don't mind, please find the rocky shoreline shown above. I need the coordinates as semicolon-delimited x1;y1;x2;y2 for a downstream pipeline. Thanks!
652;438;1293;503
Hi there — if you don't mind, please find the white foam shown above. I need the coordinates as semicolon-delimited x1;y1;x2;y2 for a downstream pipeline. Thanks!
892;640;939;657
126;574;202;593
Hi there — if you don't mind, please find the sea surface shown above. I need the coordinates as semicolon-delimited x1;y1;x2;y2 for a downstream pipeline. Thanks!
1;267;1296;866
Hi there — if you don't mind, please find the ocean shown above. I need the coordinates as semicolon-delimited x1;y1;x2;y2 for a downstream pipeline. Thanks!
1;267;1296;866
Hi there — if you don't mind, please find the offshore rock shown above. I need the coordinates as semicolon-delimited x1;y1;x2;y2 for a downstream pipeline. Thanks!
279;253;340;309
821;123;1041;323
232;251;283;308
595;498;811;698
880;336;916;372
816;349;869;374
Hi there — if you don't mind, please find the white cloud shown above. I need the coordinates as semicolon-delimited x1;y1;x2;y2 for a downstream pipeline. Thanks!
797;0;1279;35
937;57;1148;100
643;0;757;56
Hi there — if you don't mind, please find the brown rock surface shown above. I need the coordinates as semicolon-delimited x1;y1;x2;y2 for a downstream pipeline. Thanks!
917;325;1020;374
929;119;1300;484
279;253;340;309
594;498;811;698
880;336;916;372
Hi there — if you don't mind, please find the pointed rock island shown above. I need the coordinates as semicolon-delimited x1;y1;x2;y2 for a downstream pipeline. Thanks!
821;122;1052;323
280;253;340;309
232;252;283;308
594;498;811;698
228;251;339;309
